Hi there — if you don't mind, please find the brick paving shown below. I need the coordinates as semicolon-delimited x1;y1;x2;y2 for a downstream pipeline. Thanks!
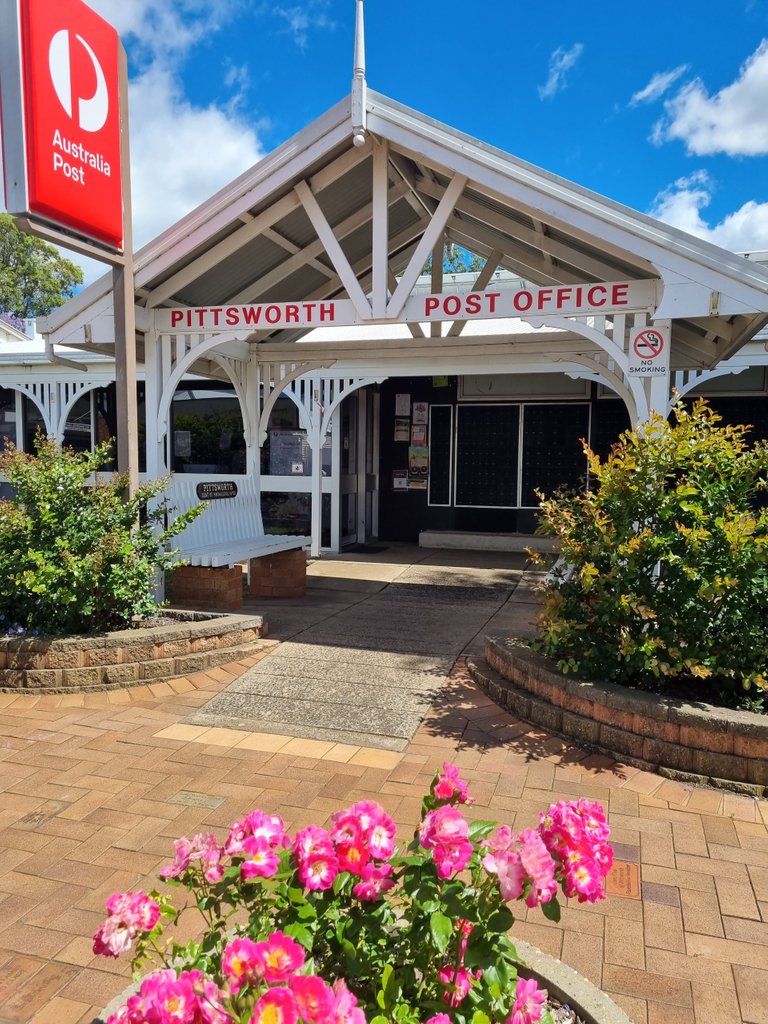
0;559;767;1023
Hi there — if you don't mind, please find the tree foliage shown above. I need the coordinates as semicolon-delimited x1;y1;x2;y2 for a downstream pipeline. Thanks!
0;214;83;318
0;436;204;635
534;400;768;710
424;243;486;275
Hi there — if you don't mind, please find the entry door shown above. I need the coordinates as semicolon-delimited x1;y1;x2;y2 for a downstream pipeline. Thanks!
340;388;379;547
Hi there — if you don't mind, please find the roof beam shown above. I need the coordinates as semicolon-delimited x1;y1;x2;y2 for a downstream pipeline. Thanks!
447;217;582;285
263;227;335;278
225;179;411;305
248;222;429;343
389;269;424;338
294;179;372;317
430;236;443;337
446;249;504;337
417;174;634;283
371;138;390;317
142;143;372;307
387;173;468;317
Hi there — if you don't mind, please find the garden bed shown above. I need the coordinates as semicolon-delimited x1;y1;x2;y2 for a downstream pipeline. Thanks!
0;609;267;693
469;636;768;796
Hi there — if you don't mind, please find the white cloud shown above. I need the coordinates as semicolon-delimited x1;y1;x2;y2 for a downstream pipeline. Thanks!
272;2;336;50
58;1;264;284
538;43;584;99
88;0;238;61
128;67;264;249
630;65;688;106
649;171;768;252
653;40;768;155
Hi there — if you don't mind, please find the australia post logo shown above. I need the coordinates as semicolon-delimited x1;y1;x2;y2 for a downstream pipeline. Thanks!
19;0;123;250
49;29;110;134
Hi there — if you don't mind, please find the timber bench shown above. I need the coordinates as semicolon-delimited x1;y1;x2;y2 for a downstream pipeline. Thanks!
167;475;310;611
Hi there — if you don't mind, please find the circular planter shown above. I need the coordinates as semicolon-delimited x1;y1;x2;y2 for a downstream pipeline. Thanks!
468;636;768;797
0;609;268;694
516;939;634;1024
98;942;634;1024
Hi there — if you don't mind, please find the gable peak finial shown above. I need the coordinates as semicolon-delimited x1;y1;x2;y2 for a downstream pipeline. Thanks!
351;0;367;147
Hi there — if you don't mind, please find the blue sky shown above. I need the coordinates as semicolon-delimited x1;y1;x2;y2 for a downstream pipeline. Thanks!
53;1;768;274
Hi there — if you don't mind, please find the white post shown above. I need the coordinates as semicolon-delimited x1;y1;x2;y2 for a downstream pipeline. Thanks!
330;403;342;552
309;380;324;558
356;387;368;543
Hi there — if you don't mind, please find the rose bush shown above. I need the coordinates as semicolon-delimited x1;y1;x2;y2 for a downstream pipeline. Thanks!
95;764;613;1024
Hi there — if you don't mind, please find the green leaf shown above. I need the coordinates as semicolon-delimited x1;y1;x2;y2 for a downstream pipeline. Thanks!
429;910;454;953
283;923;314;950
541;896;561;923
468;819;497;841
486;906;515;933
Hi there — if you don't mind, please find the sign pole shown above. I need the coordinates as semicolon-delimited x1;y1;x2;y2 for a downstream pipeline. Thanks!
112;42;138;495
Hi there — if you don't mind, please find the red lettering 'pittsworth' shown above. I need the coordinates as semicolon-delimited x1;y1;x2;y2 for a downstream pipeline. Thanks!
164;302;338;331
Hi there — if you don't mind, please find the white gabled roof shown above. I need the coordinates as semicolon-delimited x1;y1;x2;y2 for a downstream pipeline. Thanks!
44;90;768;370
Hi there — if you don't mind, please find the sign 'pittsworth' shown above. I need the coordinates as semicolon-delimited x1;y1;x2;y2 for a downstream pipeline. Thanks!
154;279;659;333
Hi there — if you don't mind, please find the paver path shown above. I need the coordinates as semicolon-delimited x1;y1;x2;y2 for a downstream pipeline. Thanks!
0;546;765;1024
188;554;526;748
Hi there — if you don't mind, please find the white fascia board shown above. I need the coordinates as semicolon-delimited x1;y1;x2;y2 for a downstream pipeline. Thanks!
366;93;768;314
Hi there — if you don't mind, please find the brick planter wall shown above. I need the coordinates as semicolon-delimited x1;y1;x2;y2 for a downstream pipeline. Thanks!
469;636;768;796
0;611;267;694
247;548;307;599
172;565;244;610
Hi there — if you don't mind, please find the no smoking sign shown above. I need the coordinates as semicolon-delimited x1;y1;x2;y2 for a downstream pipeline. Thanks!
628;322;670;376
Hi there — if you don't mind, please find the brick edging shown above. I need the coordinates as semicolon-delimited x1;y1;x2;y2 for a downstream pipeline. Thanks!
0;611;267;693
472;636;768;796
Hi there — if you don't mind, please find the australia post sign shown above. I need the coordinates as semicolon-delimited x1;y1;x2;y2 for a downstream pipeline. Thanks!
0;0;124;251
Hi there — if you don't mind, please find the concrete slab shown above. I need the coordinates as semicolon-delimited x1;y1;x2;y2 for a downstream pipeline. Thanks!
190;544;523;748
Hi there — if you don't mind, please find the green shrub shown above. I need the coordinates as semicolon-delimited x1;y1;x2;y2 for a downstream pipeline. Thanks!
0;435;204;636
534;399;768;709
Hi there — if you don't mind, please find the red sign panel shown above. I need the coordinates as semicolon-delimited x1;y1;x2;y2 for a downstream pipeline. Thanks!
14;0;123;249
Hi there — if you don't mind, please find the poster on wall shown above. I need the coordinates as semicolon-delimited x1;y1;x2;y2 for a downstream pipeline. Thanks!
174;430;191;457
392;470;408;491
408;445;429;489
411;424;427;445
395;393;411;416
270;429;309;474
412;402;429;424
394;418;410;442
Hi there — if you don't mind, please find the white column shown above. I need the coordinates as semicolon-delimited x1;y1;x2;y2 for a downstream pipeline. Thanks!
330;403;342;553
309;382;324;558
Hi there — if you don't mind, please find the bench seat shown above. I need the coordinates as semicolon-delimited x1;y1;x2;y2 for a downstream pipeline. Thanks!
165;475;310;610
181;533;309;568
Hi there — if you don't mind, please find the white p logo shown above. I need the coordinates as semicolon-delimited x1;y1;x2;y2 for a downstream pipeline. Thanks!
48;29;109;133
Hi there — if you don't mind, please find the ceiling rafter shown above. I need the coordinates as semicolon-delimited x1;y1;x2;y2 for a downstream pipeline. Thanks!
417;174;640;283
446;250;504;338
447;217;582;286
223;179;412;306
143;143;373;308
262;227;334;278
294;179;372;317
247;222;430;343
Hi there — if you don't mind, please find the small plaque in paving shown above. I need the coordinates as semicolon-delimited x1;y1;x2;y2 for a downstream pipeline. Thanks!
170;790;225;809
12;801;70;831
0;963;76;1023
196;480;238;500
605;859;641;900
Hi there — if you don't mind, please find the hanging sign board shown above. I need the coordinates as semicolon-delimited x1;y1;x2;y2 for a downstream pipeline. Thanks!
0;0;124;251
628;321;670;377
154;280;658;333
